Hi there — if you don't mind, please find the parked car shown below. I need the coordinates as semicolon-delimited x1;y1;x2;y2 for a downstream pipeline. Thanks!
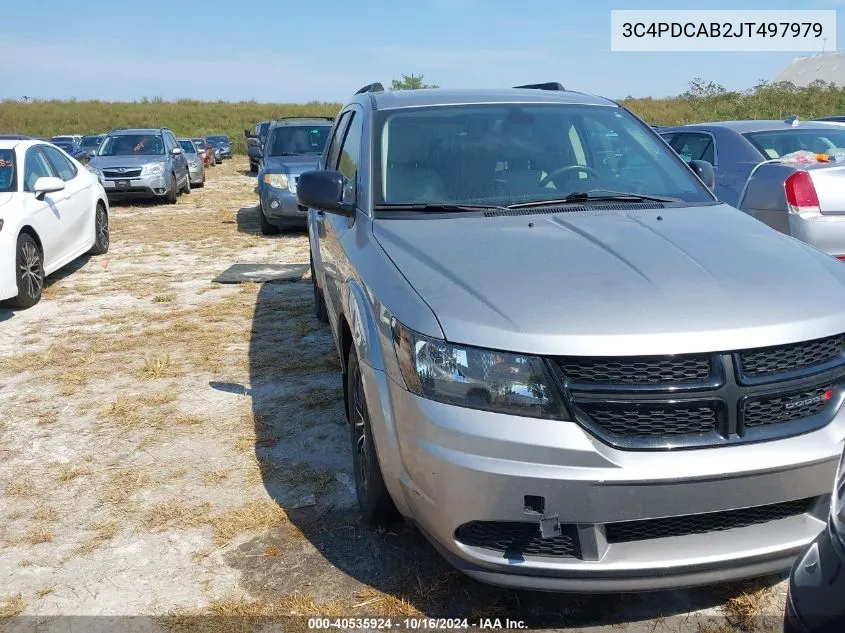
193;138;215;167
50;136;82;157
784;441;845;633
88;128;190;204
257;117;333;234
207;135;232;160
299;81;845;592
209;139;223;163
78;134;106;157
178;138;205;188
245;121;271;172
0;138;110;309
659;119;845;260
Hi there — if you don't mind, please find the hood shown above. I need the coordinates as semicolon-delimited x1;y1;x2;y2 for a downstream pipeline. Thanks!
262;155;320;175
373;204;845;356
89;154;168;168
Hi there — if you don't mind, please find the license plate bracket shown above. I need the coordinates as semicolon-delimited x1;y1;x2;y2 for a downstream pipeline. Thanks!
115;179;130;189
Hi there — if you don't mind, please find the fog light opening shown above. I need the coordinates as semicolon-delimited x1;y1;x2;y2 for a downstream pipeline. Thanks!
524;495;545;516
270;199;281;211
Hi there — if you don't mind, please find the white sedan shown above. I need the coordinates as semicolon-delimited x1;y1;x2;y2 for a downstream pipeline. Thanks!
0;138;110;309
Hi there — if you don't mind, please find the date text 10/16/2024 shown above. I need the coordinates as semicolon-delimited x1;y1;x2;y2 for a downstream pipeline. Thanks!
308;618;528;630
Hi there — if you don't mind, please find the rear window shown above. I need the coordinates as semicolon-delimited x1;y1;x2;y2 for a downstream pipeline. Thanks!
0;149;15;192
743;129;845;158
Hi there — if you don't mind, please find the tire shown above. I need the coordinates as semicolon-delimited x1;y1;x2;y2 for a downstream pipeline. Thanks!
180;171;191;194
5;233;44;309
88;202;110;255
249;161;257;173
194;179;204;189
259;202;280;235
311;256;329;324
347;346;399;523
165;175;178;204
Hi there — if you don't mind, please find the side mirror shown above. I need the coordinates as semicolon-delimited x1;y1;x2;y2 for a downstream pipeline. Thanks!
244;129;250;137
172;147;183;155
33;176;66;199
296;170;354;216
74;151;92;164
688;159;715;190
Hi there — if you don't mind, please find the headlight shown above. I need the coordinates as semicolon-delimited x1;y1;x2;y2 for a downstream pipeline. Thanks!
188;160;199;168
263;173;289;190
392;322;567;420
832;445;845;541
142;162;165;175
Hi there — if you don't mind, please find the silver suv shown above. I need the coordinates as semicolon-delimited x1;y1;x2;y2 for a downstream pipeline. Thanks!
89;128;190;203
298;82;845;592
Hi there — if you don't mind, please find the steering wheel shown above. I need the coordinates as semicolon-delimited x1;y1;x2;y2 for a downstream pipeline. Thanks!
539;164;602;188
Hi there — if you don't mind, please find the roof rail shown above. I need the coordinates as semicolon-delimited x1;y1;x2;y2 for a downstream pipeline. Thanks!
513;82;566;91
356;83;385;95
276;116;336;121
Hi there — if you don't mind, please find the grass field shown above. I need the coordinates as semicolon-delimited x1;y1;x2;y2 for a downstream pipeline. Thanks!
3;79;845;153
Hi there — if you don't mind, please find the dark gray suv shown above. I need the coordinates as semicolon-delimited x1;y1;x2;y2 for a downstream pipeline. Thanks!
89;127;190;204
297;81;845;592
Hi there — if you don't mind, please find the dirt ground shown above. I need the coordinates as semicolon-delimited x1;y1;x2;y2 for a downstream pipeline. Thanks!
0;159;790;633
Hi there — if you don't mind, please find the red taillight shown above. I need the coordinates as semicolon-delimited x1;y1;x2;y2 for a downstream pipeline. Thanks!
825;389;834;401
784;171;820;212
837;256;845;261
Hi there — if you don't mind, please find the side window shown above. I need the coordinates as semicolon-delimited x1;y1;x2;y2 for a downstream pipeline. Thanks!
165;132;177;152
325;112;351;170
41;145;78;181
337;112;363;205
671;133;715;164
24;147;56;192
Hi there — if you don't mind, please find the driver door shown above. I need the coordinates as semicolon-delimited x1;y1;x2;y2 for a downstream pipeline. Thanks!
22;146;67;272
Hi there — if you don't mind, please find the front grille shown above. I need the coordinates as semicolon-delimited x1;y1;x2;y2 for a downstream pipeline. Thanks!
738;334;844;378
554;333;845;450
557;355;712;386
743;385;833;428
455;521;578;558
103;168;142;178
576;403;718;437
605;498;814;543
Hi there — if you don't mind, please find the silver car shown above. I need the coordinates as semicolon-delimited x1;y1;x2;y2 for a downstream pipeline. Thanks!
178;138;205;188
660;120;845;261
89;128;190;204
298;83;845;592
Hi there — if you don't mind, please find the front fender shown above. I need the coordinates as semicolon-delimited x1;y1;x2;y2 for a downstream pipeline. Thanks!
344;278;411;516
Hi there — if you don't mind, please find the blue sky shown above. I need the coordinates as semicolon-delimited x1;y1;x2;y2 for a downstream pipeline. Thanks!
1;0;843;103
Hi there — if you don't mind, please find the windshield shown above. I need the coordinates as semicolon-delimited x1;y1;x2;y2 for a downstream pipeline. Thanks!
208;135;228;143
53;141;75;152
0;149;15;192
267;125;330;157
193;139;206;149
179;140;197;153
98;134;165;156
374;104;714;208
80;136;102;149
742;128;845;159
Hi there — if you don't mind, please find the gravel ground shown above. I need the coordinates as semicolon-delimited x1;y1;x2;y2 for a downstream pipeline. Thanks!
0;159;788;633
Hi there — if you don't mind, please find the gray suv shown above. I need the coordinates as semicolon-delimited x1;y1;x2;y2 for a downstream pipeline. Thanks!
89;128;190;203
297;82;845;592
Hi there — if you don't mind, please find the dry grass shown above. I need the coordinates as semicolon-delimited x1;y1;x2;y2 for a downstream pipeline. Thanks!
146;501;213;531
203;469;230;485
24;526;53;545
299;386;338;410
0;594;25;617
276;463;336;493
73;520;120;558
209;501;288;544
152;294;176;303
139;355;183;379
354;587;420;617
723;587;771;631
34;587;54;599
5;476;36;499
57;466;89;483
34;507;58;522
102;468;149;504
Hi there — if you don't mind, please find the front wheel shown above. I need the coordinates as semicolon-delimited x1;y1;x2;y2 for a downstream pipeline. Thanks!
180;171;191;194
165;176;178;204
259;202;280;235
347;347;399;524
311;256;328;324
88;202;110;255
5;233;44;309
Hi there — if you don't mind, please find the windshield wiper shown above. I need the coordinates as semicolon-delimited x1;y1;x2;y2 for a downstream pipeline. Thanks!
375;203;506;213
508;190;681;208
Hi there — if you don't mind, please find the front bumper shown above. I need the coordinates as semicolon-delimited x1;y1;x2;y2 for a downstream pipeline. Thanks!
784;523;845;633
102;173;169;198
790;212;845;258
366;367;844;592
260;186;307;226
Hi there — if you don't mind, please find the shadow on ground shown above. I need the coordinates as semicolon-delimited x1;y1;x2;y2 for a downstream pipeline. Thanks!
221;280;787;628
236;205;307;239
